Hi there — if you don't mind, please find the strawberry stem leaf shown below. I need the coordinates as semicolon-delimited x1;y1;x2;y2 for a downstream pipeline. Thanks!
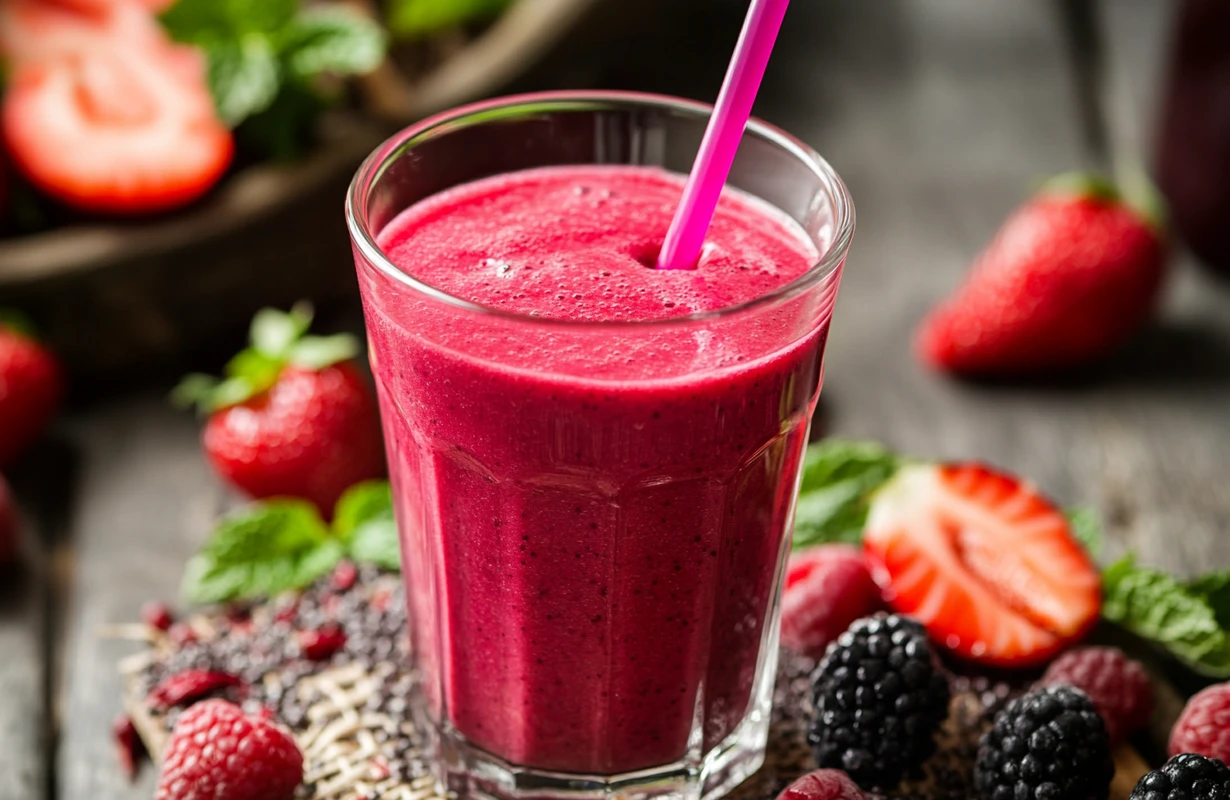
0;309;38;339
290;334;359;370
1038;171;1121;204
250;302;314;358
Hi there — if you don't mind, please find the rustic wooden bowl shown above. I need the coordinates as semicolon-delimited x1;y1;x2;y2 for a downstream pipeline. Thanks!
0;0;601;380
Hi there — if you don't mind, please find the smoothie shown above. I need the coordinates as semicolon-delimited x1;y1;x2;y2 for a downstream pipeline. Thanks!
359;165;838;775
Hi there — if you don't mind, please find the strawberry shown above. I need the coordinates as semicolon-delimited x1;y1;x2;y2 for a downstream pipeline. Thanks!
0;313;64;468
0;473;20;565
0;0;232;214
916;174;1167;376
174;304;386;516
863;462;1101;668
0;0;164;65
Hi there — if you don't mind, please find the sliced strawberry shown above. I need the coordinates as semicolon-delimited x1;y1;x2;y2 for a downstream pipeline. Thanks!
47;0;173;16
2;48;233;214
0;0;164;65
863;463;1101;668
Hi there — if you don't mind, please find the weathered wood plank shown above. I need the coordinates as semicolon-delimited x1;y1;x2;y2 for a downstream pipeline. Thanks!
55;398;226;800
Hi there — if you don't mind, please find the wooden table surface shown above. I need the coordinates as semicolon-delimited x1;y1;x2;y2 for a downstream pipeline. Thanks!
5;1;1229;798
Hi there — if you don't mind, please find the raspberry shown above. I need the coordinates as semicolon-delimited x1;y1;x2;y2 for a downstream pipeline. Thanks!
1039;646;1153;743
777;769;867;800
780;545;882;658
156;699;302;800
1171;683;1230;761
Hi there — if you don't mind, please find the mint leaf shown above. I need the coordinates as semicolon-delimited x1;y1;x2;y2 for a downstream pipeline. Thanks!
335;480;401;571
792;440;900;549
1188;571;1230;629
205;36;281;127
162;0;297;41
348;518;401;570
387;0;511;37
1102;553;1230;677
182;501;343;604
1066;507;1104;560
334;480;393;537
290;334;359;370
282;6;386;81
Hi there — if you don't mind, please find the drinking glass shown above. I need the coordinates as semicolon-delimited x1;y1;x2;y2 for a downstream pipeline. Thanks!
347;91;854;800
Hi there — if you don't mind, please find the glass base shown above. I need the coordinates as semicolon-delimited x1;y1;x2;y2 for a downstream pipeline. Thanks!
428;708;770;800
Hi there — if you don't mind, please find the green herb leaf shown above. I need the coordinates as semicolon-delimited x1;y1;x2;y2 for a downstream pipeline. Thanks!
161;0;298;42
182;500;343;604
1102;553;1230;677
290;334;359;370
1188;571;1230;629
204;36;282;127
251;302;314;359
334;480;394;537
792;440;900;549
234;79;325;161
386;0;511;38
281;6;387;81
1066;506;1104;560
0;309;37;338
334;480;401;571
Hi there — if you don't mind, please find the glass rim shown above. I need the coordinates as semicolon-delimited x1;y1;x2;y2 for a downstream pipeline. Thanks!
345;90;855;329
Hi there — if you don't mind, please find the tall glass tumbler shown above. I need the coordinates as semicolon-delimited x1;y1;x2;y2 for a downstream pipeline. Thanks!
346;92;854;800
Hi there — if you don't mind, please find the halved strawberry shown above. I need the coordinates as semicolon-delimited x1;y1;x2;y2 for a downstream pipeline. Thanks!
863;463;1101;668
2;48;233;214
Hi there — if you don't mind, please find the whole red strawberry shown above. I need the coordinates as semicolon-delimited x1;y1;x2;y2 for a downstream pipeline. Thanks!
0;473;19;565
0;313;64;468
916;174;1167;376
155;699;302;800
175;303;385;515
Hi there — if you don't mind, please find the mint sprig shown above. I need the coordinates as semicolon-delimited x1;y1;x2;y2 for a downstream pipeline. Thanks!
1103;554;1230;677
182;500;344;604
161;0;386;157
182;479;401;604
172;301;358;414
792;440;900;549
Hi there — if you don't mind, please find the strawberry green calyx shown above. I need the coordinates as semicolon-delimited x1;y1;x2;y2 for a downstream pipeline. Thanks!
1039;170;1167;235
172;301;359;414
0;309;39;339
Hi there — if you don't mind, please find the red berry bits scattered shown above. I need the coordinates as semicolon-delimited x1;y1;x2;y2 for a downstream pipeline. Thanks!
777;769;867;800
332;560;358;592
864;463;1101;668
155;699;302;800
111;715;145;781
299;624;347;661
141;601;174;632
146;670;242;710
1039;646;1153;744
780;545;882;658
1170;682;1230;762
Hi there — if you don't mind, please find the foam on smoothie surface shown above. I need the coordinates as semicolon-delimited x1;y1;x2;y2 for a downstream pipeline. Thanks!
376;165;818;323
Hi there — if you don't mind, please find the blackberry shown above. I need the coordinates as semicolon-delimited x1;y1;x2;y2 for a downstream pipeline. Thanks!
1131;754;1230;800
975;685;1113;800
808;613;951;790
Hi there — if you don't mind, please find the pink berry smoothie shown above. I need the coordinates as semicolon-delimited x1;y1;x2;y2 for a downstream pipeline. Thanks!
360;165;837;775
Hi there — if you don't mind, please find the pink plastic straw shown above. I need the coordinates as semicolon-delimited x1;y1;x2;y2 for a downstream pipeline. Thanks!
657;0;793;270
